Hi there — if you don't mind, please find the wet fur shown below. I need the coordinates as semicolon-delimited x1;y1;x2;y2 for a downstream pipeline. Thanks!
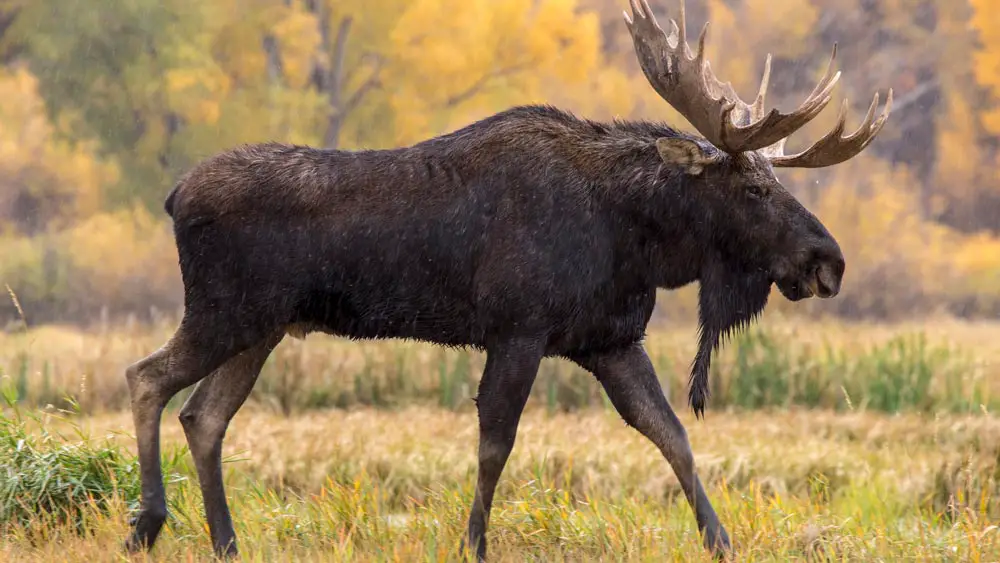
165;105;759;384
163;105;823;413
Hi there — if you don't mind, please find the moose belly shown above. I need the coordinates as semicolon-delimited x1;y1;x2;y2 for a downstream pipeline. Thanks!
289;266;483;348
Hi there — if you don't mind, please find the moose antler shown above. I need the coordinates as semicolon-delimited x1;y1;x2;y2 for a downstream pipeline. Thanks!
766;92;893;168
624;0;892;167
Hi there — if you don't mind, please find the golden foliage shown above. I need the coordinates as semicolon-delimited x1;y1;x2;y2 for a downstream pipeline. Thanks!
0;205;181;319
60;205;180;303
934;93;979;209
743;0;818;60
804;157;1000;316
270;5;323;89
971;0;1000;135
387;0;602;144
0;66;119;232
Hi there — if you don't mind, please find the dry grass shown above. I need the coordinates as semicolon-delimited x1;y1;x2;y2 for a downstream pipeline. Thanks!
1;406;999;561
1;317;999;560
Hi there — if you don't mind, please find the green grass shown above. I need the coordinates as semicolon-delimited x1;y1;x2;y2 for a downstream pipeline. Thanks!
0;392;185;536
712;329;989;413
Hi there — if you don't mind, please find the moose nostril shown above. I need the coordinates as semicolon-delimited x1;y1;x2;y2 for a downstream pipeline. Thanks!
816;275;832;296
834;256;846;277
815;263;841;297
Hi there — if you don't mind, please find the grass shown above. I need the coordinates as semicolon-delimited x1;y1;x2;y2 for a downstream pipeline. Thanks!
0;405;998;561
0;400;162;535
715;328;989;413
0;315;997;416
0;316;998;559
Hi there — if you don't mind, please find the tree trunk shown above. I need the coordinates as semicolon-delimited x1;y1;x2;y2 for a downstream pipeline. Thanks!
305;3;381;150
323;16;352;150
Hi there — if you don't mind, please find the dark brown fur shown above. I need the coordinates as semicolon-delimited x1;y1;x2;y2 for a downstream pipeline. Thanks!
125;104;844;559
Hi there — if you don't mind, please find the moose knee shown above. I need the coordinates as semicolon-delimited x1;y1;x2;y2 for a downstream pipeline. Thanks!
479;434;515;464
179;405;220;434
177;406;199;432
125;359;150;395
125;362;140;387
178;404;227;449
125;354;170;406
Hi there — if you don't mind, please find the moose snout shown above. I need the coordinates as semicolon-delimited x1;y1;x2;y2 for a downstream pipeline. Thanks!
811;254;845;299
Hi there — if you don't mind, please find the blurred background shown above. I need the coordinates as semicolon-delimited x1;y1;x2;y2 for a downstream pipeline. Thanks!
0;0;998;327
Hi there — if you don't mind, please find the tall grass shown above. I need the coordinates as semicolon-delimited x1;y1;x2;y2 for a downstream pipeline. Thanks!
0;318;996;416
712;329;988;413
0;385;185;535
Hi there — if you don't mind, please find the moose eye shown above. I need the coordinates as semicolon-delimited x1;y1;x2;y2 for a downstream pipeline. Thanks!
746;185;767;199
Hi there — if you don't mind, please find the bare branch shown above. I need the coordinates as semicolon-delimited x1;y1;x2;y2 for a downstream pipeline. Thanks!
262;0;294;85
328;16;353;102
885;79;937;115
341;51;379;90
339;56;383;115
307;0;330;91
262;35;284;85
302;5;382;148
0;6;19;45
444;61;535;108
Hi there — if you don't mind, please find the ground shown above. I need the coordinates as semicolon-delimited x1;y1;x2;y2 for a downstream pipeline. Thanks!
2;405;999;561
0;317;998;561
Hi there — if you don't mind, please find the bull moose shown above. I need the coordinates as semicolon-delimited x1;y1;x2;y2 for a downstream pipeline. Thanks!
123;0;892;559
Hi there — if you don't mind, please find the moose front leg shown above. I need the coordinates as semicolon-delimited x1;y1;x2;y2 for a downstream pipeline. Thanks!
574;343;731;556
462;336;544;562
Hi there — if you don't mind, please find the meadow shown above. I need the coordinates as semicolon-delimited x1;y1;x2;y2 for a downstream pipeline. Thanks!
1;315;999;561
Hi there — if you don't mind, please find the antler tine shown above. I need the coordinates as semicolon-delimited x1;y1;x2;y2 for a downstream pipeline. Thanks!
750;54;772;123
770;88;894;168
695;21;710;64
673;0;691;59
803;43;840;103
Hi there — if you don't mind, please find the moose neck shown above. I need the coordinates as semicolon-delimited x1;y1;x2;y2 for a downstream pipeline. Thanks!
592;135;773;415
579;132;712;291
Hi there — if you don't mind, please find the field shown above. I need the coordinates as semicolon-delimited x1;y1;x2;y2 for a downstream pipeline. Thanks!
1;316;1000;561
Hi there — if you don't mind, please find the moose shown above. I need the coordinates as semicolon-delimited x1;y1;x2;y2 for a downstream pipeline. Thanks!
123;0;891;559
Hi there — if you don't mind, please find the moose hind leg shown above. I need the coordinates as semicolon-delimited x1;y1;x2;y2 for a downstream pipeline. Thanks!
124;319;262;553
463;337;544;562
574;344;731;555
178;332;283;558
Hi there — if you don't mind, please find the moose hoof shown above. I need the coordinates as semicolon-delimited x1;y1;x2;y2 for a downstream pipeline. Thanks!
124;507;167;553
704;525;732;559
212;537;239;560
458;536;487;562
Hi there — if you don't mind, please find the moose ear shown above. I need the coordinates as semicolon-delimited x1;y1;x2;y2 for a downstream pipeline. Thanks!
655;137;720;175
